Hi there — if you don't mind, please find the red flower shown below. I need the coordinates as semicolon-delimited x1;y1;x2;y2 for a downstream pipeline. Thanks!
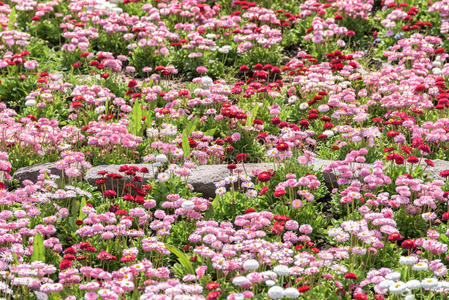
75;220;83;226
206;291;221;300
297;286;310;293
59;260;72;270
235;153;247;162
440;170;449;178
64;247;76;254
276;142;289;152
414;84;427;93
344;272;358;280
259;186;269;196
103;190;117;198
401;239;415;249
121;255;136;262
299;120;309;128
273;190;286;197
425;159;434;167
245;208;256;213
205;282;219;290
442;212;449;221
386;130;400;137
239;65;249;72
354;294;368;300
394;154;405;165
406;156;419;164
388;232;402;242
257;172;271;182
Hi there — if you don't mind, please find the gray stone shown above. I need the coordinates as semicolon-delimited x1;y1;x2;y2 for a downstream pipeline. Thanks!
85;164;157;195
14;162;63;184
187;164;230;198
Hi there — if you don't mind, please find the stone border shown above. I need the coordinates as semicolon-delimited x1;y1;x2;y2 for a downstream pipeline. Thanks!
12;158;449;199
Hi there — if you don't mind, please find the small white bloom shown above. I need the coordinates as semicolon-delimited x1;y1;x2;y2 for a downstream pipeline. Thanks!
389;281;406;294
155;154;168;163
181;200;195;210
399;256;418;266
385;271;401;281
273;265;289;276
25;99;37;107
412;262;428;271
243;259;259;271
232;276;248;286
268;286;284;299
421;278;438;289
299;102;309;110
379;280;394;290
266;280;275;286
284;287;300;298
406;280;421;290
404;294;415;300
200;76;213;89
288;96;297;104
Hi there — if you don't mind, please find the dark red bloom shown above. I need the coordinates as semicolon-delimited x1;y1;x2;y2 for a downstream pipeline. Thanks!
388;232;402;242
401;239;415;249
59;260;72;270
344;272;358;280
235;153;247;162
257;171;271;182
440;170;449;178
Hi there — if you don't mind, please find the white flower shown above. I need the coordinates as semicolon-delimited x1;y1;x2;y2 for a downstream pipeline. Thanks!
379;280;394;290
421;278;438;289
146;128;159;137
155;154;168;163
273;265;289;276
181;200;195;210
243;259;259;271
268;286;284;299
404;294;415;300
323;130;334;137
412;262;428;271
232;276;248;286
389;281;406;294
95;106;105;114
284;287;300;298
25;99;37;107
299;102;309;110
399;256;418;266
200;76;213;89
288;96;297;104
405;280;421;290
385;272;401;281
266;280;275;286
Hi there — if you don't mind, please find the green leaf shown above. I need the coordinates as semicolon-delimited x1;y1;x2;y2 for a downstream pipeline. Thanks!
128;98;142;136
165;244;194;275
31;232;45;262
12;252;19;264
246;103;259;127
182;128;191;158
8;7;16;31
79;198;87;220
204;128;216;137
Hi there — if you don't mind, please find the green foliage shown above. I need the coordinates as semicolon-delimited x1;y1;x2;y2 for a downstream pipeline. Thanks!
31;232;45;262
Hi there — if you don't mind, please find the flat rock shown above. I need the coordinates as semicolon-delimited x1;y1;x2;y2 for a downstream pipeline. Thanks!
187;164;230;198
13;162;63;184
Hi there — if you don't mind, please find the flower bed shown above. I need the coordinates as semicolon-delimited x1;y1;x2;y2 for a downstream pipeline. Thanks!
2;0;449;299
